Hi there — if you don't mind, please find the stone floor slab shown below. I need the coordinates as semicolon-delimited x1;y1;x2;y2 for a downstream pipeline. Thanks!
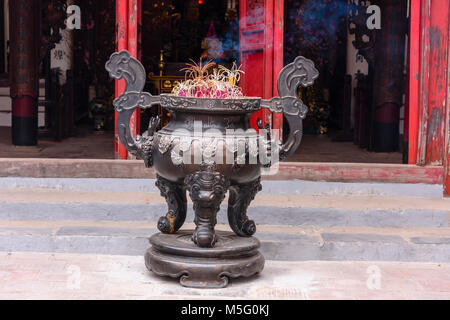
0;252;449;300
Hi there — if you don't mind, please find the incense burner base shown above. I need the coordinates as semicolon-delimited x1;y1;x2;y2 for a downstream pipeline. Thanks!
145;230;265;288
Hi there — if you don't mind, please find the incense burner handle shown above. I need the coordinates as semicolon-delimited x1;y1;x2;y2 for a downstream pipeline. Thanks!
260;56;319;161
106;50;161;167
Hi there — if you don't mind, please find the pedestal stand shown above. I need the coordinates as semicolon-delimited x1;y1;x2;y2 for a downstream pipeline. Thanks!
145;230;264;288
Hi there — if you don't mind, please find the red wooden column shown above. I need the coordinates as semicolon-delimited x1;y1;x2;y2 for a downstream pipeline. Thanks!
9;0;39;146
128;0;141;147
408;0;421;164
272;0;284;139
445;41;450;196
115;0;128;159
445;4;450;196
115;0;141;159
417;0;449;166
408;0;450;196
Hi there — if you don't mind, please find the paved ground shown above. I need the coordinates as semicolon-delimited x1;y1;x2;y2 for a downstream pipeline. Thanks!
0;252;448;300
289;135;402;164
0;126;401;163
0;126;115;159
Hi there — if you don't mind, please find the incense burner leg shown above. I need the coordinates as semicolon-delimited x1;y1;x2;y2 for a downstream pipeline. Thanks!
228;178;262;237
155;175;187;234
185;170;229;248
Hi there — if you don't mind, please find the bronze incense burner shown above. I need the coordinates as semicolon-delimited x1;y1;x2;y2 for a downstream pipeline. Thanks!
106;51;318;288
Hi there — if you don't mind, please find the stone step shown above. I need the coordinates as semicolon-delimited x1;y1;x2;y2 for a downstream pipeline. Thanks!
0;221;448;263
0;196;448;228
0;177;443;198
0;179;449;229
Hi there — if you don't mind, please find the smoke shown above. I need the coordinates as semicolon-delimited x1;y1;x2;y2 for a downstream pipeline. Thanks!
219;19;240;64
211;0;351;67
285;0;350;67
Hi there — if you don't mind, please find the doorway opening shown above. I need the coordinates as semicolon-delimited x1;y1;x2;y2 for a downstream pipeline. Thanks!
284;0;409;164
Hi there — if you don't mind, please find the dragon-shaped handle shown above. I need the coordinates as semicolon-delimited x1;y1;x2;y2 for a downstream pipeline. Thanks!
105;50;161;167
260;56;319;161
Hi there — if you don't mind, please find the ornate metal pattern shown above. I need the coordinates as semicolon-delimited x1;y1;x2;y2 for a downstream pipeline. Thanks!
261;55;319;160
105;51;161;165
158;134;173;155
221;99;261;111
202;137;218;165
114;92;161;112
160;95;198;109
155;175;187;234
185;170;230;248
228;178;262;237
155;131;272;167
160;94;260;113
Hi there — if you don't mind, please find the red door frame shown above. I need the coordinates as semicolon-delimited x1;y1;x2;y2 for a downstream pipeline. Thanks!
407;0;420;165
115;0;127;159
127;0;141;150
115;0;141;160
408;0;450;195
273;0;284;136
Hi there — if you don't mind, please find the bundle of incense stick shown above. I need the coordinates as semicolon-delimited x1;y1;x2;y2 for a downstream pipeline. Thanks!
172;59;244;99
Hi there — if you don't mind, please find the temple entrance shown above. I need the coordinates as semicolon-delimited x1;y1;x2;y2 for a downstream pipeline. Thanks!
0;0;414;164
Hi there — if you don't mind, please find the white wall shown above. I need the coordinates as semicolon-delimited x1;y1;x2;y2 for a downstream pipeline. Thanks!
0;81;46;127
